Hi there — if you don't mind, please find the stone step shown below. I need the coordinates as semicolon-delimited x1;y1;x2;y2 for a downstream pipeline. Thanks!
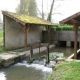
0;44;55;67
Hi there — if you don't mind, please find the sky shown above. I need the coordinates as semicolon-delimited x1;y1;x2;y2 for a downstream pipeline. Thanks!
0;0;80;23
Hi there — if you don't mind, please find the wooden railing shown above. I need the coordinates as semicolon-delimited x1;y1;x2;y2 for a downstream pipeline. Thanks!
30;41;50;63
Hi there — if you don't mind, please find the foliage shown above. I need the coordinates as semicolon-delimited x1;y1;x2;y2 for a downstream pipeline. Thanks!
49;52;64;60
51;24;75;31
29;58;35;63
0;30;3;46
16;52;19;55
47;0;54;21
16;0;38;17
8;12;54;26
0;30;6;53
47;61;80;80
40;55;46;58
0;46;7;54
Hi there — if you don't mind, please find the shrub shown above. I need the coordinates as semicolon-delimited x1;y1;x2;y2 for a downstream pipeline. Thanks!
51;24;79;31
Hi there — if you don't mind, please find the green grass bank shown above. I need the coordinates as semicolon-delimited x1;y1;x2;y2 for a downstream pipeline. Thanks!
47;61;80;80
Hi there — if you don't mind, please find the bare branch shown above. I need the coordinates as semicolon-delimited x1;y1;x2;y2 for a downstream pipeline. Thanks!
52;12;63;15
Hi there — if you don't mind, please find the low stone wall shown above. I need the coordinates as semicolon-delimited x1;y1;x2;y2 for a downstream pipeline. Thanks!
0;52;27;68
42;30;80;44
0;44;55;68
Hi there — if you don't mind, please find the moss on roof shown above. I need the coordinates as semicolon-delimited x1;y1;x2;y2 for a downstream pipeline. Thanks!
3;11;56;26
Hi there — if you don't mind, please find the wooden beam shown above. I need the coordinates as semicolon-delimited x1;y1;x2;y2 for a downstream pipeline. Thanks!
48;26;50;43
18;23;25;32
71;19;80;26
18;22;30;51
24;26;27;51
24;25;30;51
71;20;78;59
46;26;51;43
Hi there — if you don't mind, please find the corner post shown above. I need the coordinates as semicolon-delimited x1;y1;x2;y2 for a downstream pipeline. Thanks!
71;19;78;59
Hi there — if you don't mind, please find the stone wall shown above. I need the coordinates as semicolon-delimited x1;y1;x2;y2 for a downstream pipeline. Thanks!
42;30;80;43
4;16;42;49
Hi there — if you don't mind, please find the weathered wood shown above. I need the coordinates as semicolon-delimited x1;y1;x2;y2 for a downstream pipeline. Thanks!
59;12;80;25
38;41;40;60
24;27;27;51
67;49;80;59
30;45;33;58
24;26;30;51
30;42;50;63
45;26;51;43
18;23;25;32
71;19;80;26
47;45;50;63
47;26;50;43
71;19;78;59
18;23;30;51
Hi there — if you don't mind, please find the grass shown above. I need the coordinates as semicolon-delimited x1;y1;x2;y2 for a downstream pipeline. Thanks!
47;61;80;80
0;30;3;46
0;30;5;53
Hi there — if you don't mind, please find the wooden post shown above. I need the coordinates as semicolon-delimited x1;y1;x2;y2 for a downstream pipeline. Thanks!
73;24;78;59
24;25;30;51
30;45;33;58
38;41;40;60
71;19;78;59
46;26;50;43
47;45;49;63
24;26;27;51
18;23;30;51
48;26;50;43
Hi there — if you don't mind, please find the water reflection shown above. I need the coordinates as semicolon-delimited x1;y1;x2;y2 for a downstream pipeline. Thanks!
50;47;74;57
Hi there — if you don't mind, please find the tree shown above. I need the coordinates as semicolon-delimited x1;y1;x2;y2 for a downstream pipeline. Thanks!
47;0;54;21
28;0;37;17
36;0;64;22
15;0;38;17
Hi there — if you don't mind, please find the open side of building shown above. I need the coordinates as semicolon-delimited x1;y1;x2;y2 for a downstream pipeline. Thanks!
59;12;80;59
2;11;56;50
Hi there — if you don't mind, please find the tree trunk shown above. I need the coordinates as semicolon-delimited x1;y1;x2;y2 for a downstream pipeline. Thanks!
47;0;54;22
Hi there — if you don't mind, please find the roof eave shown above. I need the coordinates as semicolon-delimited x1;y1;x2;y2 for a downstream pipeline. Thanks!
2;11;26;25
59;12;80;25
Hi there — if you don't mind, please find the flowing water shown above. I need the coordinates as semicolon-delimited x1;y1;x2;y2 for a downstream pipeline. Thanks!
0;61;53;80
0;47;74;80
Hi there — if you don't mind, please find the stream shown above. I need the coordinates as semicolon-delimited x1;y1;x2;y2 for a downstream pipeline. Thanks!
0;60;53;80
0;47;74;80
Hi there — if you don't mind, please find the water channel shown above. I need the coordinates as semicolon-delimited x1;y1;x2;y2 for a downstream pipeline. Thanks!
0;47;74;80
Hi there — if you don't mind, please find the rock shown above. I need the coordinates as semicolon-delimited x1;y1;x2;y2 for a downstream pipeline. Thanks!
2;59;14;67
56;58;65;61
